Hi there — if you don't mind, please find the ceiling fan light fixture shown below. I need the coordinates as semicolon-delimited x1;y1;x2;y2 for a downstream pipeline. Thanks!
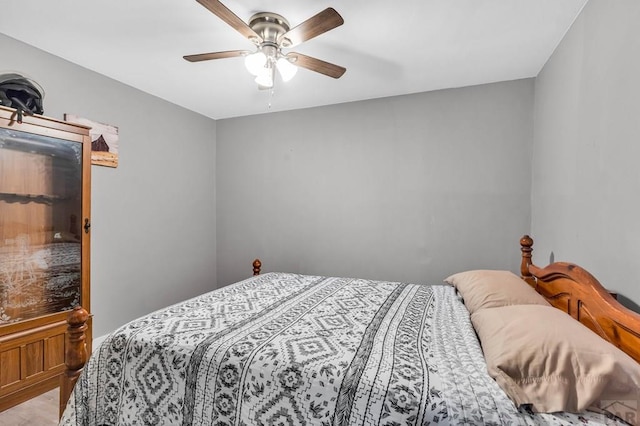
244;51;267;76
185;2;346;91
276;57;298;82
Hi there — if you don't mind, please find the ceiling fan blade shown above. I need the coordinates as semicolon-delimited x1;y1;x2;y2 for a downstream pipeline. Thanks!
279;8;344;47
288;53;346;79
196;0;262;42
184;50;250;62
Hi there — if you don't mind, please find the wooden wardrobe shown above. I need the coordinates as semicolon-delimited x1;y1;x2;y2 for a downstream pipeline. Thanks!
0;106;92;411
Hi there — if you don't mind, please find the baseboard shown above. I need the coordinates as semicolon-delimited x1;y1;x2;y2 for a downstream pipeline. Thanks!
92;334;109;352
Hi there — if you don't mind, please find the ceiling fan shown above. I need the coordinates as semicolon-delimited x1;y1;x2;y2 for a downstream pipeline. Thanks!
184;0;346;89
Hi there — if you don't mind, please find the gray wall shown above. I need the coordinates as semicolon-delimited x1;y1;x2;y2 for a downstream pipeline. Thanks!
532;0;640;305
0;34;217;336
217;79;534;287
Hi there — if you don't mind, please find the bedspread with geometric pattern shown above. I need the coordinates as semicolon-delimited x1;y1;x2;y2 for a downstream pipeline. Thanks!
60;273;624;425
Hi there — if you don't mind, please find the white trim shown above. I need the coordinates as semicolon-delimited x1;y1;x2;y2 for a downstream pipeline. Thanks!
92;334;109;352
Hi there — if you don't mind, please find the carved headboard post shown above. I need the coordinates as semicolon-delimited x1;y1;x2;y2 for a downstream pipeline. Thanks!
520;235;536;286
253;259;262;276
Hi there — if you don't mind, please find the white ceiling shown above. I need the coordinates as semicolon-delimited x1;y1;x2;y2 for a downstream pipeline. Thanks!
0;0;587;120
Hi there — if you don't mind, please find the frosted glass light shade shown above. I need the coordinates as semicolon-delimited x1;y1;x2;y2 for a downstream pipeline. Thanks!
254;66;274;88
245;51;267;76
276;58;298;82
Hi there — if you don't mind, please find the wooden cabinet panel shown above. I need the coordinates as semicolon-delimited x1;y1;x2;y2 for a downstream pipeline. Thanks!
45;334;65;370
0;322;68;397
24;341;44;378
0;348;20;388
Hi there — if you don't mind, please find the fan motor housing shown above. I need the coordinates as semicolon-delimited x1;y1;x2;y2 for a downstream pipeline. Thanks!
249;13;290;45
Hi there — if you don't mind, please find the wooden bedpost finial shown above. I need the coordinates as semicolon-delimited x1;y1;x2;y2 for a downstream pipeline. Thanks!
253;259;262;276
520;234;533;251
59;305;89;419
520;235;535;285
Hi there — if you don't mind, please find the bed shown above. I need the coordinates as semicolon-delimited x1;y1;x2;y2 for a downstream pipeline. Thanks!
57;236;640;425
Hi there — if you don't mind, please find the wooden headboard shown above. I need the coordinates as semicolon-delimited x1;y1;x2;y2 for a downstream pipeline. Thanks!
519;235;640;363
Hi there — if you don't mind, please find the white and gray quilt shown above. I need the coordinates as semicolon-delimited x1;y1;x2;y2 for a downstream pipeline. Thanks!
60;273;624;425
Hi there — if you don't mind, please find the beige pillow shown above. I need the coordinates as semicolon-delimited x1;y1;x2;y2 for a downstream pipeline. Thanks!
472;305;640;417
444;269;549;314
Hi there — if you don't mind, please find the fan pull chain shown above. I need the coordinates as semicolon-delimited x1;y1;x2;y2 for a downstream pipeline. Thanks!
268;88;275;109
